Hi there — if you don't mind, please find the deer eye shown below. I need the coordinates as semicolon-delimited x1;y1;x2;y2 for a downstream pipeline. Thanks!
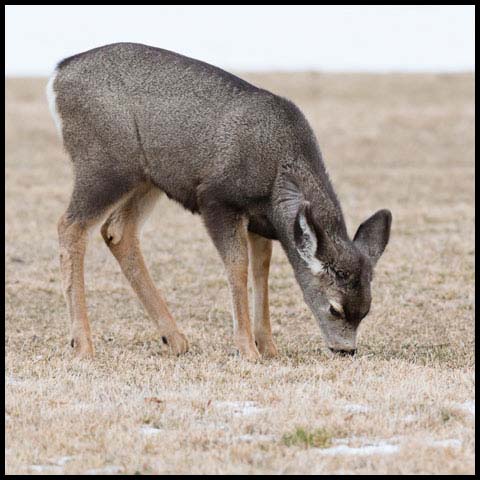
329;304;343;319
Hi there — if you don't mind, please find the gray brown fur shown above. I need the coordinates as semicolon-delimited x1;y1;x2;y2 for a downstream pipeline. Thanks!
49;42;392;359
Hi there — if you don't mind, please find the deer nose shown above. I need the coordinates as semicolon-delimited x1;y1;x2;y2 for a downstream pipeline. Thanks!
329;347;357;356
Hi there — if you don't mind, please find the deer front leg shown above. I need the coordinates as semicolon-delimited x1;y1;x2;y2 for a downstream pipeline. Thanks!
248;232;278;358
201;204;260;361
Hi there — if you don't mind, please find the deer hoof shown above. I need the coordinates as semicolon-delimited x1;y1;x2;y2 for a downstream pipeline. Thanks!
162;331;189;355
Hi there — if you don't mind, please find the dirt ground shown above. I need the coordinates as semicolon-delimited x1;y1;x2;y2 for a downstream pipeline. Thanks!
5;72;474;474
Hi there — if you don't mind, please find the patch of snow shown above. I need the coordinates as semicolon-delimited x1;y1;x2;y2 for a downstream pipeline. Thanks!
140;425;163;436
29;465;63;473
72;402;98;412
456;401;475;415
200;422;229;431
428;438;462;449
140;425;178;436
318;442;400;456
331;435;403;446
85;465;123;475
343;404;370;414
236;433;275;442
27;456;76;472
54;456;75;466
403;414;418;424
214;401;265;416
212;423;229;431
322;435;463;456
5;376;23;386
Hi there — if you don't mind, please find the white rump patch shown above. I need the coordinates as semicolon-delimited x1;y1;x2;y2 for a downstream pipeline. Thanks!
298;213;325;275
46;70;63;139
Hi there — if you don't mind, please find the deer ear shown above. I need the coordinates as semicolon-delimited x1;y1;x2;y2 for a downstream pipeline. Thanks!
277;173;305;219
353;209;392;265
293;202;326;275
279;174;336;274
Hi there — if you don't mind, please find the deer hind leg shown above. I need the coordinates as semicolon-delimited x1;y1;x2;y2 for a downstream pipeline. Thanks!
200;201;260;361
101;183;188;355
58;214;95;358
248;232;278;358
59;175;142;358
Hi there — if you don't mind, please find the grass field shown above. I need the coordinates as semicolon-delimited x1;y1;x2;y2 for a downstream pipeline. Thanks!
5;72;475;474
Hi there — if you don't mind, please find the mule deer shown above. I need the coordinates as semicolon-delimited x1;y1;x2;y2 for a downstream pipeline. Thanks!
47;43;392;361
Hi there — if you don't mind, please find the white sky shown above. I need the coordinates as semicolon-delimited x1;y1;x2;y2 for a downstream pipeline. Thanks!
5;5;475;76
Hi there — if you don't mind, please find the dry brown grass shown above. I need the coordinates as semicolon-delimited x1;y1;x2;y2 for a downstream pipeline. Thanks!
5;72;474;474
